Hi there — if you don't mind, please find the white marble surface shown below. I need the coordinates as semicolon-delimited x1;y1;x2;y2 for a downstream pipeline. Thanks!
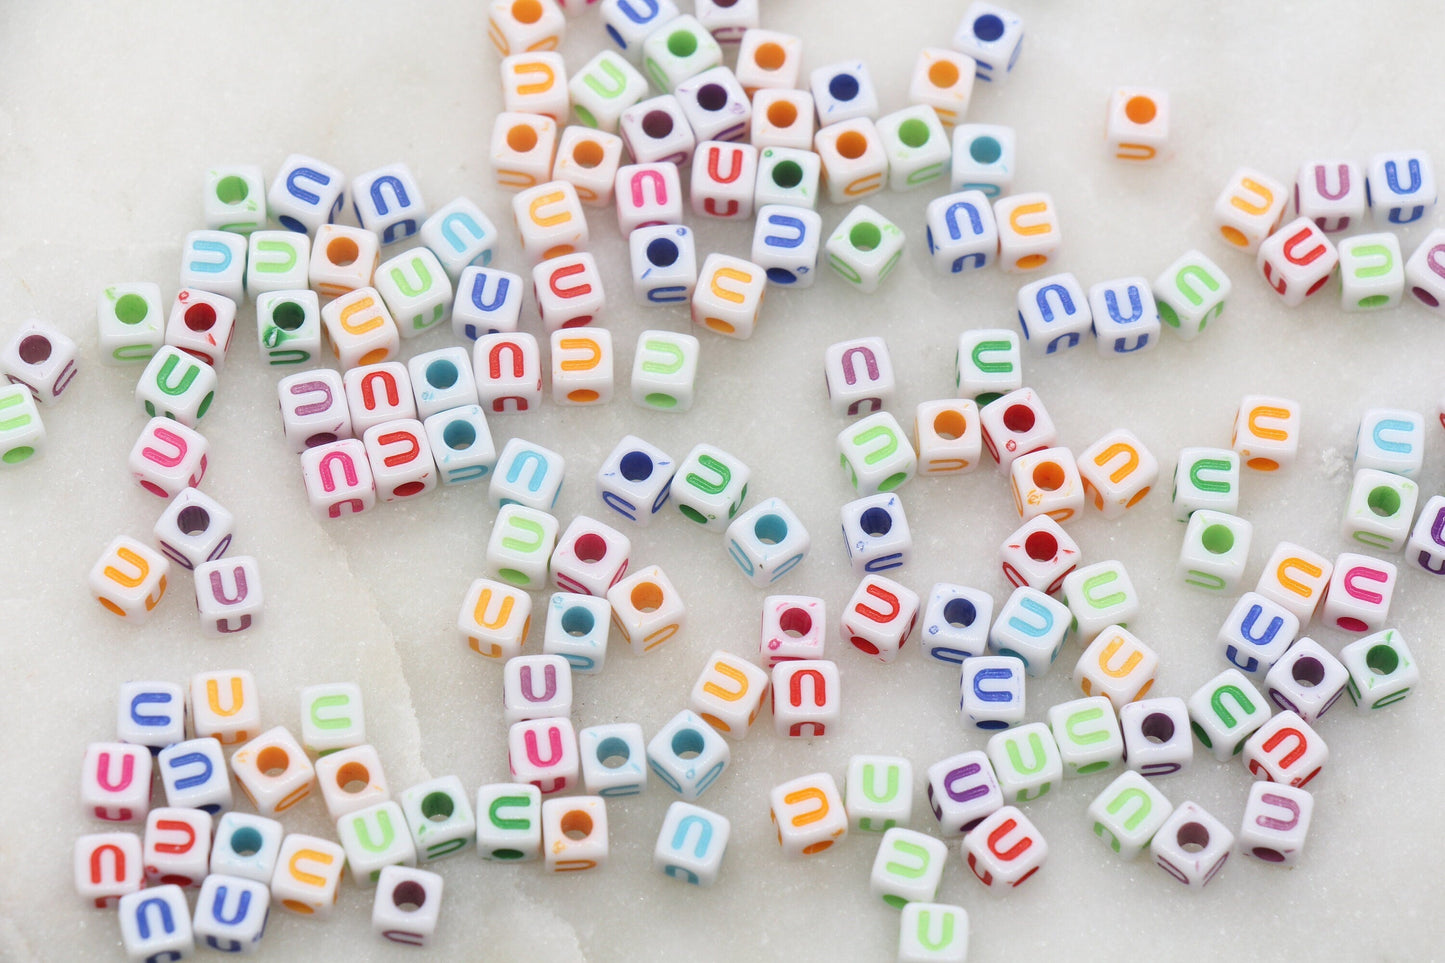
3;1;1445;959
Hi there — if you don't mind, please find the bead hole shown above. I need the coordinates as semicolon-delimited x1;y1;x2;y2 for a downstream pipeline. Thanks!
695;83;727;112
1124;96;1157;125
1140;712;1174;743
1032;461;1065;491
511;0;542;24
1365;644;1399;675
835;130;868;160
337;761;371;793
619;451;653;482
256;746;290;777
631;581;664;612
928;59;960;88
574;533;607;563
561;810;592;840
766;100;798;128
779;606;811;637
426;359;459;389
849;222;882;252
827;73;859;103
392;880;427;912
1002;403;1035;433
443;419;476;450
17;335;51;364
1176;821;1210;852
771;160;803;188
973;13;1005;41
1200;523;1234;555
507;124;539;153
215;175;249;205
666;29;698;59
1024;530;1057;561
184;302;217;332
230;827;262;857
327;237;360;266
858;506;893;537
272;300;305;331
933;408;966;440
573;139;605;168
562;606;595;636
176;505;211;536
647;238;679;267
898;118;931;148
1367;485;1401;517
421;791;455;821
115;293;150;324
597;736;630;768
942;597;976;627
754;513;788;544
671;728;705;759
755;42;786;71
1291;656;1324;687
969;136;1002;165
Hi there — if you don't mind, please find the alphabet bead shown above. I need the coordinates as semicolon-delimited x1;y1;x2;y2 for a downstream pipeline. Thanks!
1171;447;1239;520
631;328;699;411
964;805;1046;890
840;414;917;496
453;267;525;339
117;680;185;754
910;48;975;128
655;802;730;887
1119;697;1192;778
617;165;686;241
1406;227;1445;309
351;164;426;247
545;593;610;673
1367;149;1435;225
1341;627;1418;710
1240;782;1314;868
755;145;823;209
98;283;165;365
1295;160;1365;233
158;738;232;813
648;710;730;799
503;654;573;725
173;280;238;353
458;577;532;659
1010;446;1084;523
925;751;1002;836
256;289;322;367
372;866;443;947
569;50;647;133
419;197;500;281
960;655;1026;730
925;190;998;274
914;399;982;477
541;795;608;872
205;167;265;233
689;143;755;223
246;231;311;299
671;442;749;530
677;69;751;145
1407;494;1445;574
230;726;315;817
1062;560;1139;643
620;96;696;166
82;742;152;823
871;828;948;908
1321;552;1396;633
406;348;478;421
493;111;559;192
301;439;377;519
1106;87;1168;162
987;722;1062;802
1;319;78;405
474;332;544;414
951;124;1016;197
488;0;565;55
210;812;284;883
810;61;878;127
491;436;565;509
772;659;841;736
512;180;588;263
310;225;380;300
75;832;143;908
578;722;648;797
279;370;351;452
128;416;208;499
642;14;722;92
1075;625;1159;710
1218;591;1297;679
1178;509;1251;593
1355;408;1424;477
195;556;263;635
750;204;822;287
299;682;366;757
840;492;912;576
1264;638;1348;722
1187;668;1270;761
549;514;630;597
374;247;452;339
364;418;437;502
825;336;895;417
845;755;913;833
321;286;400;369
1339;231;1405;311
988;586;1069;678
1049;696;1125;778
999;513;1078;595
980;387;1057;473
195;874;270;951
1243;709;1326;788
608;564;684;654
1153;249;1230;340
726;496;810;586
269;153;345;234
736;28;801;93
1150;801;1233;889
919;584;992;664
599;0;678;61
89;535;170;624
1088;771;1172;860
1214;167;1287;253
630;224;697;304
191;670;261;748
509;717;579;795
842;574;919;662
1075;428;1157;518
1232;395;1301;471
815;119;888;204
952;2;1024;83
1256;540;1332;624
1256;216;1337;306
899;903;969;963
955;329;1020;404
689;650;769;739
476;783;542;860
338;800;418;885
694;0;755;42
597;433;676;524
180;230;246;302
272;834;346;916
877;105;951;192
760;595;826;666
692;253;767;338
550;329;614;404
119;885;194;960
751;91;816;151
770;771;848;857
136;345;218;427
1088;277;1159;356
533;252;606;332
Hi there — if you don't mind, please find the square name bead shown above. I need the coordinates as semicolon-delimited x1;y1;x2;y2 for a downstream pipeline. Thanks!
119;885;194;960
502;654;573;724
1187;668;1271;761
90;535;170;624
179;230;246;302
986;722;1063;803
351;163;427;245
810;60;878;126
372;866;443;947
409;346;479;419
419;196;500;281
770;772;848;857
752;204;823;287
1107;88;1168;162
1088;277;1159;356
876;105;951;191
1257;217;1338;306
491;112;560;191
1295;160;1365;233
1214;167;1288;253
952;2;1024;82
128;417;208;500
1341;628;1418;711
1232;395;1300;471
1016;272;1090;354
632;328;699;412
1256;540;1333;624
1;319;78;404
75;832;142;908
136;345;218;428
512;180;588;263
541;796;608;872
630;224;698;305
920;584;992;664
82;742;152;823
980;387;1057;473
533;252;606;332
600;0;677;61
1367;149;1436;226
1119;697;1193;778
999;513;1078;595
840;491;911;577
309;225;380;299
899;904;969;963
491;436;564;510
453;267;524;340
1062;560;1139;643
960;655;1026;730
486;504;559;591
1321;552;1397;633
1218;591;1298;680
988;586;1069;678
677;69;751;145
1087;770;1172;859
1078;428;1158;517
1242;709;1327;788
490;0;566;55
509;717;579;795
569;49;647;133
963;805;1046;890
642;14;723;93
619;97;695;167
841;574;919;663
956;329;1021;404
301;439;377;519
1075;626;1159;710
473;332;543;414
925;190;998;274
1009;446;1084;524
845;755;913;833
689;650;769;740
759;595;826;666
550;514;631;596
870;828;948;908
608;564;684;654
272;834;347;916
735;28;801;92
654;802;730;887
195;555;263;635
754;145;823;209
578;722;648;797
375;247;453;338
825;336;894;417
1177;509;1252;594
1049;696;1125;778
726;496;810;586
647;709;730;799
1355;408;1425;478
1172;447;1239;520
1153;250;1231;340
1407;227;1445;309
337;800;419;886
1150;801;1233;889
158;738;232;813
255;290;322;367
815;119;887;204
692;253;767;339
299;682;366;756
1264;638;1349;723
98;282;165;365
597;434;676;524
914;399;982;476
1409;494;1445;574
951;124;1016;197
751;90;816;151
771;660;841;737
476;783;542;861
839;413;917;496
364;419;437;502
117;680;185;754
670;442;750;530
194;875;270;952
926;751;1003;837
320;287;401;369
691;140;758;220
1238;782;1313;866
229;726;314;817
246;231;311;298
909;48;975;128
543;592;611;674
458;578;532;660
268;153;345;234
278;370;350;451
348;362;415;435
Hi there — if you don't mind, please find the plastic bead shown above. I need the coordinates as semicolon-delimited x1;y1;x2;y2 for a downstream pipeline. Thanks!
1048;696;1125;778
191;674;259;747
771;660;841;736
578;722;648;797
909;48;975;128
924;190;998;274
1171;447;1239;520
453;267;525;340
546;514;628;597
311;230;380;304
544;592;611;673
877;105;950;192
1187;668;1270;761
687;651;768;740
1;319;78;405
919;584;992;664
839;415;917;496
1321;552;1396;633
158;738;232;813
1238;782;1313;866
842;573;919;662
988;586;1068;678
1217;591;1298;680
419;197;500;282
372;866;443;947
89;535;170;624
770;772;847;857
128;416;208;499
1242;709;1326;787
1088;277;1160;356
694;0;756;43
509;717;579;795
210;813;284;884
751;91;816;151
320;286;400;369
1213;167;1287;253
119;885;194;959
1178;509;1252;593
500;53;568;123
631;329;699;411
299;682;366;757
959;655;1026;730
1294;160;1365;233
754;145;823;209
1367;149;1435;225
98;283;165;366
1074;429;1157;519
533;252;606;332
671;442;750;530
1263;638;1348;722
246;231;310;301
1406;227;1445;309
255;289;322;367
642;14;722;92
1355;408;1425;477
824;336;895;417
476;783;542;861
1150;801;1233;889
951;2;1024;83
1341;628;1418;710
229;726;315;817
344;362;415;436
268;153;345;234
925;751;1002;836
568;50;647;133
1232;395;1301;471
950;124;1016;197
406;347;478;421
350;164;426;246
488;0;565;56
1342;226;1405;305
1119;697;1192;778
1074;625;1159;710
1106;88;1168;162
374;247;452;338
840;492;912;575
898;903;969;963
116;680;185;754
750;204;822;287
599;0;677;61
194;874;271;951
726;496;810;586
271;834;346;916
473;332;543;414
956;329;1021;404
607;564;684;654
82;742;152;823
458;577;532;659
195;555;263;635
691;142;757;222
815;119;887;204
692;253;767;338
596;434;676;524
870;828;948;908
179;230;246;302
1407;494;1445;574
844;755;912;834
655;802;730;887
980;387;1057;473
630;224;698;304
1087;771;1172;860
512;180;588;263
1255;540;1332;623
647;710;730;799
541;796;608;872
677;69;751;145
810;61;878;127
1256;216;1338;306
363;418;437;502
503;654;573;724
337;800;418;885
759;595;826;666
75;832;143;908
1010;446;1084;523
999;514;1078;595
1061;560;1139;643
0;384;42;466
1153;249;1230;340
963;805;1045;889
913;399;982;477
986;722;1062;803
490;436;565;509
301;438;377;519
136;345;217;428
735;29;802;93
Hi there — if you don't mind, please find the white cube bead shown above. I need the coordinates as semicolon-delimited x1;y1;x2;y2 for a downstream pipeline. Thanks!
725;496;810;587
1344;467;1420;552
158;738;232;813
351;163;427;245
952;3;1024;83
824;336;895;417
840;491;911;576
845;755;913;833
689;650;769;740
1187;668;1270;761
735;28;801;92
1341;627;1419;711
1338;232;1405;311
1355;407;1424;477
641;14;722;92
473;332;543;415
1087;770;1172;859
899;903;969;963
631;328;699;412
256;289;322;368
871;828;948;908
909;48;975;127
925;751;1002;837
271;834;346;917
136;345;218;427
629;224;697;305
751;203;822;288
677;67;751;144
691;140;757;222
876;105;951;192
512;180;588;263
963;805;1045;890
1153;249;1231;340
1213;167;1287;253
815;119;888;204
955;329;1021;403
986;722;1062;803
458;577;532;660
1150;801;1233;889
599;0;678;61
1086;277;1159;356
1406;227;1445;309
578;722;648;797
309;224;380;299
1238;782;1313;867
419;196;500;282
503;654;573;724
914;399;982;476
654;802;730;887
268;153;345;234
751;87;815;150
407;347;478;420
568;49;647;133
1256;540;1332;624
453;267;524;340
839;413;917;497
229;727;314;817
1106;87;1168;161
1178;509;1252;594
597;434;676;524
301;438;377;519
1257;217;1338;306
190;669;261;747
811;60;877;125
195;555;263;635
1409;494;1445;574
193;874;269;951
770;772;847;857
1218;591;1298;680
619;97;695;167
81;742;152;824
998;513;1078;595
1232;395;1300;471
0;383;44;464
759;594;826;666
491;112;559;192
246;231;310;299
1048;696;1125;778
299;682;366;757
1264;638;1349;723
1078;428;1158;517
98;282;165;365
485;504;559;591
1294;160;1365;233
119;885;194;960
925;190;998;274
607;564;685;654
1171;447;1239;520
1062;560;1138;643
1366;149;1436;226
647;709;730;799
1;319;78;404
476;783;542;861
754;145;823;209
399;772;477;861
1242;710;1327;788
919;583;992;665
128;417;208;499
117;680;185;753
988;586;1069;678
277;369;351;452
372;866;443;947
550;514;631;597
692;253;766;339
509;717;579;795
980;387;1057;473
363;418;437;502
1119;697;1193;778
541;795;608;872
89;536;170;625
491;436;565;509
179;230;247;301
1321;552;1396;633
960;655;1026;730
374;247;453;338
1075;625;1160;710
321;286;400;369
841;574;920;663
533;251;606;332
671;442;749;530
951;124;1015;197
1009;446;1083;524
75;832;143;908
771;659;841;736
337;800;418;886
